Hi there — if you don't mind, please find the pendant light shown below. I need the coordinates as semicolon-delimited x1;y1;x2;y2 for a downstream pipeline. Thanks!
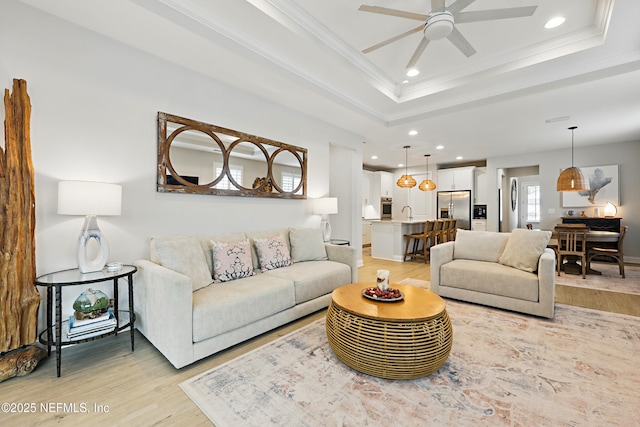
557;126;589;192
419;154;437;191
397;145;416;188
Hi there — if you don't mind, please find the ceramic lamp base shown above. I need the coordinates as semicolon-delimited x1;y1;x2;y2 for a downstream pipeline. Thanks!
77;215;110;273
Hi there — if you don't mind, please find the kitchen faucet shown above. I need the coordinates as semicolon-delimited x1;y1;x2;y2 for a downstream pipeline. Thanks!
402;205;413;221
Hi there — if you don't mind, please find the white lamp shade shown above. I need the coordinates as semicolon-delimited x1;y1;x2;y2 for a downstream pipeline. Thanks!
58;181;122;216
313;197;338;215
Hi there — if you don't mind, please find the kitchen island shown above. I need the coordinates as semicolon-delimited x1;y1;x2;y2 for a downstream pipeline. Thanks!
370;219;429;262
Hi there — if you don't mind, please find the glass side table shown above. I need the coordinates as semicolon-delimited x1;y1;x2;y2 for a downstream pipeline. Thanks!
35;265;137;377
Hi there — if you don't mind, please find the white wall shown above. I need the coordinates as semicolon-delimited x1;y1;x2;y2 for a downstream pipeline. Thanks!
1;1;362;324
487;140;640;262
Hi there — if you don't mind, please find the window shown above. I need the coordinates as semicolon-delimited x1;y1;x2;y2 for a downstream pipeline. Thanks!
526;184;540;222
281;171;301;194
214;164;243;190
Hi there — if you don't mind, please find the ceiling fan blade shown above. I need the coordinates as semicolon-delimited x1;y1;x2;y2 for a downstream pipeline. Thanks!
362;25;424;54
446;0;476;15
431;0;446;13
454;6;537;23
447;27;476;57
406;37;431;69
358;5;427;21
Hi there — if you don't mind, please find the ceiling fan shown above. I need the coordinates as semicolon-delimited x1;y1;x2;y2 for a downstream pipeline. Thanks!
359;0;537;69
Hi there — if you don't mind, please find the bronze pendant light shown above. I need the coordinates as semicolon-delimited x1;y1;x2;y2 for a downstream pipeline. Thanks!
557;126;589;192
419;154;436;191
397;145;416;188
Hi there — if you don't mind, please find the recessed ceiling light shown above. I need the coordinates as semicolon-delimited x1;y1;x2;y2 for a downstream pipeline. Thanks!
544;16;565;29
406;68;419;77
408;130;418;136
402;79;409;84
371;155;378;160
436;145;444;150
398;163;404;168
456;156;463;160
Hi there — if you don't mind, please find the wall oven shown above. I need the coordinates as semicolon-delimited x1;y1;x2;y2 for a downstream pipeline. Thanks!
380;197;392;219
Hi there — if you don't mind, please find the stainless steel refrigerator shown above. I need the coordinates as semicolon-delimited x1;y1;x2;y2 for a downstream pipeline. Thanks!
437;190;472;230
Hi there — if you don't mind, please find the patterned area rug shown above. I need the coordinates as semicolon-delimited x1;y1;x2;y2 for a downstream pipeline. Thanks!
180;302;640;426
556;262;640;295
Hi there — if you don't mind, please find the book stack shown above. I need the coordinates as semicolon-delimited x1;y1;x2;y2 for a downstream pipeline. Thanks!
67;309;117;340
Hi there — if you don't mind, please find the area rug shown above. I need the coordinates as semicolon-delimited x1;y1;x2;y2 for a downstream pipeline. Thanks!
397;277;430;289
180;302;640;426
556;263;640;295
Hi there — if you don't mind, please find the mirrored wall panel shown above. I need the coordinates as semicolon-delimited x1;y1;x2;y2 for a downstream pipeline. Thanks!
157;112;307;199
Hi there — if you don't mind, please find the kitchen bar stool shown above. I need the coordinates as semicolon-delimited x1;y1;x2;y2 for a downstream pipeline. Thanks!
403;220;436;263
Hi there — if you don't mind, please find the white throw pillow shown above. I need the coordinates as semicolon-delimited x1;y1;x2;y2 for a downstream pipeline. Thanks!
154;238;213;291
499;228;552;273
454;229;511;263
289;228;328;263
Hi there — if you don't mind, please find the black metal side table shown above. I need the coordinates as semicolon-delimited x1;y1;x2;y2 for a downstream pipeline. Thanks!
35;265;137;377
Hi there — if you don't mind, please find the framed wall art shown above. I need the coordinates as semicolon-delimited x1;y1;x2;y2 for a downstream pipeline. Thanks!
561;164;619;208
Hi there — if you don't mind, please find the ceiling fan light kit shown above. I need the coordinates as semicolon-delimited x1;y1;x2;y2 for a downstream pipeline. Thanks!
424;12;454;40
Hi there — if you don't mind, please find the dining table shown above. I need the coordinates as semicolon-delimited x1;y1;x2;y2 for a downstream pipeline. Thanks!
549;227;620;275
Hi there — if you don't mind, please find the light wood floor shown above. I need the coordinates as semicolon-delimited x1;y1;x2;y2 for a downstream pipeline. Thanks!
3;250;639;426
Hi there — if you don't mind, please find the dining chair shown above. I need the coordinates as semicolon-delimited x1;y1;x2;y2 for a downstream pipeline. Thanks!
587;226;627;278
402;220;435;263
555;225;588;279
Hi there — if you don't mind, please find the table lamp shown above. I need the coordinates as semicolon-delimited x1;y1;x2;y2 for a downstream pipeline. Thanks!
58;181;122;273
313;197;338;242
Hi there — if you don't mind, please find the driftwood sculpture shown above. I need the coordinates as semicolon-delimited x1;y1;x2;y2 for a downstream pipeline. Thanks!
0;79;44;381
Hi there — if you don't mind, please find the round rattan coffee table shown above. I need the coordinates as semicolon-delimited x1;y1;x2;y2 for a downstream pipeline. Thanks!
326;283;452;380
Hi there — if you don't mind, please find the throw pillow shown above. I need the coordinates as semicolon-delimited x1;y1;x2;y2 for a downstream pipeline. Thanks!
454;229;511;263
289;228;328;263
154;238;213;292
499;228;552;273
253;233;292;272
211;239;255;283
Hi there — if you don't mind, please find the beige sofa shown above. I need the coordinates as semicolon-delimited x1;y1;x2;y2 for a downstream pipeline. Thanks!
430;229;555;318
133;228;357;368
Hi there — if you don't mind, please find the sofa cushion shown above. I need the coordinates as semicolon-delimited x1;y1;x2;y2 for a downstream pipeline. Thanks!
454;229;511;263
211;239;255;282
154;238;212;292
253;233;293;272
192;274;295;342
289;227;328;262
441;259;539;302
263;260;351;304
499;229;552;273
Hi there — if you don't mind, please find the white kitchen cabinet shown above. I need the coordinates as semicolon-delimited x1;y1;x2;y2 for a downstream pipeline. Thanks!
437;166;474;191
474;167;487;204
471;219;487;231
379;171;394;197
364;171;394;219
362;220;372;246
